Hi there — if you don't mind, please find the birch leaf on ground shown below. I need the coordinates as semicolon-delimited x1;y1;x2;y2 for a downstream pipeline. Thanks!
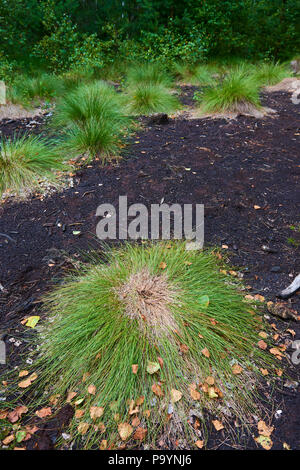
170;388;182;403
118;423;133;441
146;361;160;374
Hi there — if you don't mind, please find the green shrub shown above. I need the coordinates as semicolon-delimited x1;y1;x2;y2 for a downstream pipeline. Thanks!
124;83;180;115
19;241;278;448
251;61;291;86
195;68;261;114
0;135;66;195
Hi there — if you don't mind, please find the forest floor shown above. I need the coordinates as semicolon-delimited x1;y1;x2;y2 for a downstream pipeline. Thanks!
0;88;299;450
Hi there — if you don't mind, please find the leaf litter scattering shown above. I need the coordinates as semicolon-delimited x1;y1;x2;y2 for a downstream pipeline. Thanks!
0;89;299;450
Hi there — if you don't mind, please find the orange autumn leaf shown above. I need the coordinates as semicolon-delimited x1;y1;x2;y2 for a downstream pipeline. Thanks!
232;364;243;375
18;370;29;378
260;368;269;376
152;383;164;397
0;410;8;420
201;347;210;358
136;396;145;406
66;391;77;403
257;420;274;437
7;406;28;424
3;434;15;445
88;384;96;395
259;331;268;339
205;376;215;385
180;343;189;354
132;364;138;374
195;440;204;449
212;420;224;431
157;357;164;368
258;340;268;350
133;426;147;440
17;372;37;389
190;384;201;401
75;409;85;419
35;407;52;419
100;439;107;450
131;416;140;427
159;262;167;270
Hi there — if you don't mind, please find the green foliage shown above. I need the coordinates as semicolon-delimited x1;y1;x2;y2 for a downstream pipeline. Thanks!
124;83;180;115
0;53;18;84
0;135;66;196
54;81;131;161
1;1;300;69
20;241;278;447
250;61;291;86
195;68;261;114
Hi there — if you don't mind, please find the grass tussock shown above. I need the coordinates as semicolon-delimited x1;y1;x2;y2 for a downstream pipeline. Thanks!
124;83;180;115
53;81;131;162
14;241;280;448
174;63;218;86
126;62;174;88
251;61;291;86
196;68;261;114
8;73;64;107
0;135;66;196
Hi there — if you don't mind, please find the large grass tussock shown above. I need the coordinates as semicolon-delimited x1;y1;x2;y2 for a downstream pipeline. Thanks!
19;241;280;448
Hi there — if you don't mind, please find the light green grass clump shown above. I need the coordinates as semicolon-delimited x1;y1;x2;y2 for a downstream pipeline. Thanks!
60;67;95;92
251;61;291;86
21;241;278;449
174;63;218;86
53;81;131;162
124;83;180;115
196;68;261;114
0;135;66;195
8;73;64;107
126;63;174;88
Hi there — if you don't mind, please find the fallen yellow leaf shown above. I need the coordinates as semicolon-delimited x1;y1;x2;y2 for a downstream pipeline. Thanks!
118;422;133;441
255;435;273;450
212;420;224;431
232;364;243;375
25;316;40;328
170;389;182;403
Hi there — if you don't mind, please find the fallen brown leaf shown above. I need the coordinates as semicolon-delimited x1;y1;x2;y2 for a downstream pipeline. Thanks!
133;426;147;440
35;407;52;419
